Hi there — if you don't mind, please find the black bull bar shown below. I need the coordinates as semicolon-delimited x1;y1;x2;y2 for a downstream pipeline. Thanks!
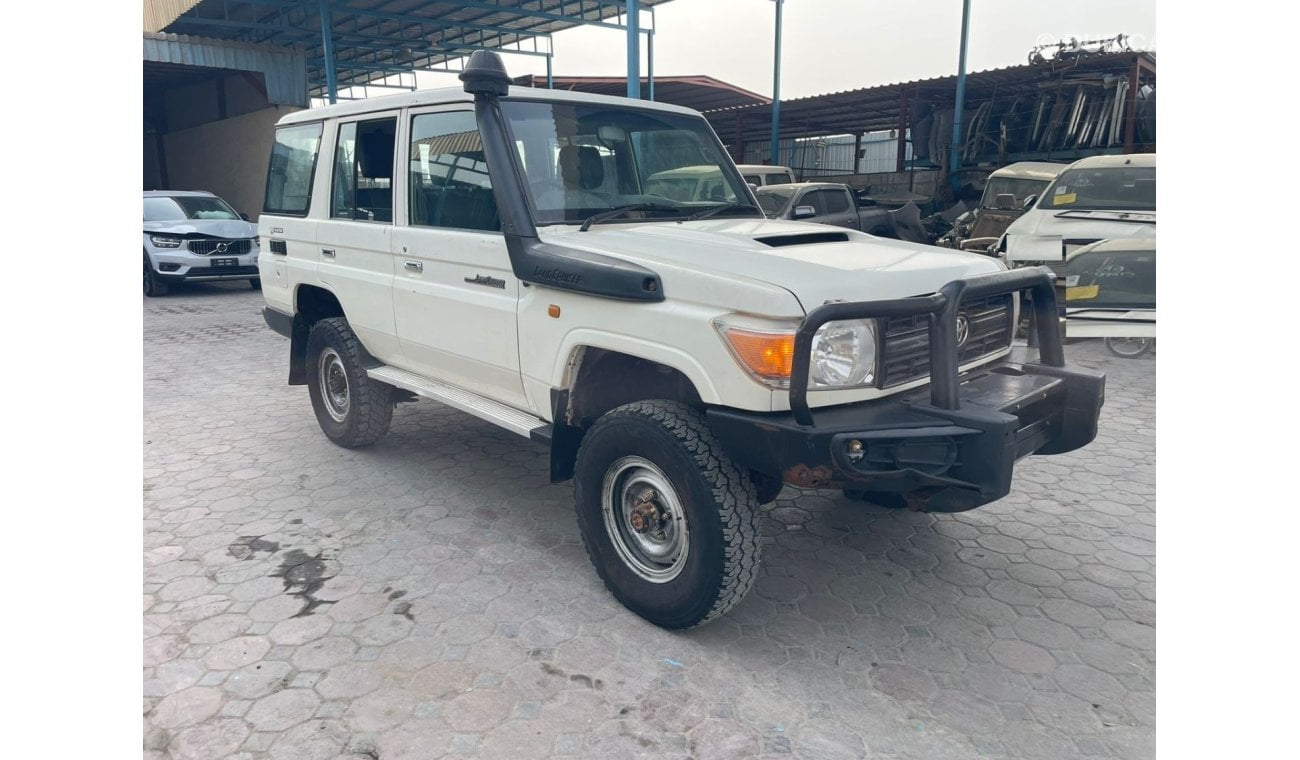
788;267;1064;426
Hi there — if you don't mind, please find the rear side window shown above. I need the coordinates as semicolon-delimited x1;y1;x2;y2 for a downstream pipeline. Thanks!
766;172;791;185
264;123;322;216
332;118;396;223
743;174;762;185
822;189;850;214
408;111;499;232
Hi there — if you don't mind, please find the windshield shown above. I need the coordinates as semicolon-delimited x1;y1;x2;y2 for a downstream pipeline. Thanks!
980;177;1050;210
755;187;795;217
1038;166;1155;212
1067;248;1156;310
500;100;755;225
144;195;241;221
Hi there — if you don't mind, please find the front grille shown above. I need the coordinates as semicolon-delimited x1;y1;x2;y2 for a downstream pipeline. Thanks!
879;293;1013;388
187;238;252;256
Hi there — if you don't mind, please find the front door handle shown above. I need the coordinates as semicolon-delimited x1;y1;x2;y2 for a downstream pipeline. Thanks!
321;248;336;258
404;260;423;272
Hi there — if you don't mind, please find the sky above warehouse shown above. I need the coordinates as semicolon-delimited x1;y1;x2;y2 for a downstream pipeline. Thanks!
407;0;1156;99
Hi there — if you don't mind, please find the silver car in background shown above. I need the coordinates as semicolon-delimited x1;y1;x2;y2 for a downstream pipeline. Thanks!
143;190;261;297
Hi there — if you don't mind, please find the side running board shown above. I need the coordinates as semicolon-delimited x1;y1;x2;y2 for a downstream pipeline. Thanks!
367;365;547;438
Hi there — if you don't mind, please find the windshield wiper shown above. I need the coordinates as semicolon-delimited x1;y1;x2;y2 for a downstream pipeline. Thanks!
685;201;762;222
579;202;683;232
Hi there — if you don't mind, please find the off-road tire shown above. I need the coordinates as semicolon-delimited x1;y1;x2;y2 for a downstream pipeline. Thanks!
144;253;168;297
306;317;393;447
574;400;761;629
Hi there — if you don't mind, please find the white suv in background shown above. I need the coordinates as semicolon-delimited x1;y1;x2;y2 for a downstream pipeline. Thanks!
143;190;261;297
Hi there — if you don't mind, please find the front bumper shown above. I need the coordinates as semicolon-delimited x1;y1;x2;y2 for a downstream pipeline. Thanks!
708;267;1104;513
148;247;260;282
708;356;1104;512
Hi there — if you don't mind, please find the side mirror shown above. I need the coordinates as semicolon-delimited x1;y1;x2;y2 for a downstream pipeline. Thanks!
240;212;251;221
792;205;817;220
748;183;759;192
994;193;1016;210
1022;194;1038;210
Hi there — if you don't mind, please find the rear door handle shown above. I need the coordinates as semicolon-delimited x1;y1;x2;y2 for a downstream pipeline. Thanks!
404;260;423;272
321;248;336;258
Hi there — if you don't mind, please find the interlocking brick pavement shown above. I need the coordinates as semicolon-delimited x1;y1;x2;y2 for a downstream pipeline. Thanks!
144;282;1155;759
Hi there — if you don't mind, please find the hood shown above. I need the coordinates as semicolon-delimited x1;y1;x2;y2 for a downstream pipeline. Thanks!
539;218;1004;311
143;219;258;238
1005;207;1156;241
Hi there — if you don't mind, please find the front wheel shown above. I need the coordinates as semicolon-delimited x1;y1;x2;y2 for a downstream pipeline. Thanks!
1104;336;1153;358
574;401;761;629
143;254;168;297
305;317;393;447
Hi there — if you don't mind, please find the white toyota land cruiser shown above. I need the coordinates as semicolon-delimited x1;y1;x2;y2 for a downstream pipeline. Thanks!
258;52;1104;629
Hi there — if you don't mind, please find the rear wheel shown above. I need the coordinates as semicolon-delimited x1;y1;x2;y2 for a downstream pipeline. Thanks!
305;317;393;447
143;254;168;297
574;401;761;629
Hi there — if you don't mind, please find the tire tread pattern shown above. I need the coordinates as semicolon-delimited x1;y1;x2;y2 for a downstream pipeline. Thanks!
307;317;393;448
576;400;761;628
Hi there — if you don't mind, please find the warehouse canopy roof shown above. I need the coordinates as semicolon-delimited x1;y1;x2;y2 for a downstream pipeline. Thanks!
511;74;769;112
144;31;309;106
148;0;675;99
706;51;1156;144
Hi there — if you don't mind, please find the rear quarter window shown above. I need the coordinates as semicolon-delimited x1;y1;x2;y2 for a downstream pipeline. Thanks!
264;123;323;216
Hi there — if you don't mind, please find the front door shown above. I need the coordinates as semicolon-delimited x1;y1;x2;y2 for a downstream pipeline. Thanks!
390;107;526;410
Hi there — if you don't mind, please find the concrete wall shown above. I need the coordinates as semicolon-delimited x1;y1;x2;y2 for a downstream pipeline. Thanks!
163;105;300;221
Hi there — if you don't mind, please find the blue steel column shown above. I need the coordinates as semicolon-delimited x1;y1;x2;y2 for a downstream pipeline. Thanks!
626;0;641;99
319;0;338;104
647;29;655;101
949;0;972;188
770;0;784;166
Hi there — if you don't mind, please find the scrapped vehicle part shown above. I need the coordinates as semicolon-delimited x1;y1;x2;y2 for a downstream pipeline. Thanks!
1104;337;1153;358
257;50;1105;629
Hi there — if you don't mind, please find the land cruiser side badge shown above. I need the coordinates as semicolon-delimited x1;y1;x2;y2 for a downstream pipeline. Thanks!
465;274;506;289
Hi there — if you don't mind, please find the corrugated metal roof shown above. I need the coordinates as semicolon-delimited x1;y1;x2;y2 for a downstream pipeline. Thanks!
707;51;1156;144
144;31;308;106
161;0;675;98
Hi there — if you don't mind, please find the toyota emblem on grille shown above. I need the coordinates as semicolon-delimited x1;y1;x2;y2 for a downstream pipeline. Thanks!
955;314;970;348
215;242;228;254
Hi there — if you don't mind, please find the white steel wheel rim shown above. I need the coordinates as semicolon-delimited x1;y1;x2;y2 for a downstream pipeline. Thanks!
319;347;350;422
601;456;690;583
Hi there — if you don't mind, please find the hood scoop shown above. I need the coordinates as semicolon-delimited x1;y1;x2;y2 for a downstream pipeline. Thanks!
755;231;850;247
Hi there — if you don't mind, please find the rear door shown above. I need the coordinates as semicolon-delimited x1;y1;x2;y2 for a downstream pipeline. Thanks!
314;114;402;362
390;106;527;409
260;122;325;315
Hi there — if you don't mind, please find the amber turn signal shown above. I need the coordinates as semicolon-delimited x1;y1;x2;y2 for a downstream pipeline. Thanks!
719;327;796;382
547;304;561;318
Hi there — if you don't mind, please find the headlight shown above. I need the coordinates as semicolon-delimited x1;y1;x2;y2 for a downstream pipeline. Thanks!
810;319;877;388
149;235;182;249
715;316;878;391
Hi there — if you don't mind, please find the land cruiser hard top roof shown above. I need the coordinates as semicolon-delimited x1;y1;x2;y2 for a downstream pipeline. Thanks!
276;85;703;127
